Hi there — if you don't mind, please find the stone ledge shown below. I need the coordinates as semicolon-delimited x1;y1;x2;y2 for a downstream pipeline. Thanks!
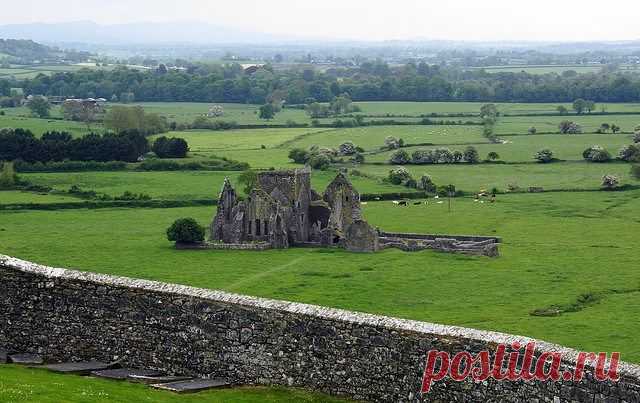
1;253;638;379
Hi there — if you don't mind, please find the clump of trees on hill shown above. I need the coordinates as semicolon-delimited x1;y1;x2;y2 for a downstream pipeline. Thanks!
390;146;480;165
104;106;168;135
6;61;640;105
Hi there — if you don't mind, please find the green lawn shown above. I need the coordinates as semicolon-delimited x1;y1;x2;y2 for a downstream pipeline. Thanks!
2;190;640;362
0;365;345;403
0;191;80;204
368;133;634;163
353;161;633;192
21;170;408;200
131;102;310;125
495;115;640;135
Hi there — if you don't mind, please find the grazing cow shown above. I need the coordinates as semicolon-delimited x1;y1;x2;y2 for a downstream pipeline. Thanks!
392;201;400;205
413;201;422;205
398;201;408;206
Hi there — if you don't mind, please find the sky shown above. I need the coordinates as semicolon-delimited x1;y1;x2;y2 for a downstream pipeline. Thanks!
1;0;639;42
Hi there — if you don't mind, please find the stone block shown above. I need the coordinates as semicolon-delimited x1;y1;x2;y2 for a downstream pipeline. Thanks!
150;378;230;393
9;353;43;365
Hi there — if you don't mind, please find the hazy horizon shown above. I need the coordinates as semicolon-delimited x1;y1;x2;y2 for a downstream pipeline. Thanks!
2;0;640;43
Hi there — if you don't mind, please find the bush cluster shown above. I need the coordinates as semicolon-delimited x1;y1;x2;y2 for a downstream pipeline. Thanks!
390;146;479;165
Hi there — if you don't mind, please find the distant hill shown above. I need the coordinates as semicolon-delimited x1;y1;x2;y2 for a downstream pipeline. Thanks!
0;21;295;45
0;38;91;63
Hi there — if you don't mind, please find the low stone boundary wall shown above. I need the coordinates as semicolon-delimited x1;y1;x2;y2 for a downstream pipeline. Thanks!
1;255;638;402
379;232;500;257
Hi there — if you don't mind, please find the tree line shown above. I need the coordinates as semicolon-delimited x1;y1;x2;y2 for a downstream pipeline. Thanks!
0;129;188;163
3;61;640;105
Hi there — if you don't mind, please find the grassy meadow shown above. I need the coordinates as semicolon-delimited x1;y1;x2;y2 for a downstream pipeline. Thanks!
0;365;345;403
2;100;640;385
2;190;640;362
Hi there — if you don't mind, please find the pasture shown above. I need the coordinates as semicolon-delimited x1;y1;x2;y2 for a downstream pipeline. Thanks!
2;190;640;362
3;100;640;372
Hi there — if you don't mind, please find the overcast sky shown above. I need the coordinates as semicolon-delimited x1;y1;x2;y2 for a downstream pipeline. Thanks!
2;0;639;42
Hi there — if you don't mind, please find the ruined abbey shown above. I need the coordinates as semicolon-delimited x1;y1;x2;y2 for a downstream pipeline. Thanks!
210;168;500;256
211;168;380;252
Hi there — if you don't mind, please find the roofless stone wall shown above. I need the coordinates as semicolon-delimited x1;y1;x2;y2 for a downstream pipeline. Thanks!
1;254;639;402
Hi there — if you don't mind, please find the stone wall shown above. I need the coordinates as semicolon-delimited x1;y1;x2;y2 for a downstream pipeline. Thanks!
1;254;639;402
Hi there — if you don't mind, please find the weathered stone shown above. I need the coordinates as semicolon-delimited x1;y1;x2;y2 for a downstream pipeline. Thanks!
343;220;379;252
9;256;633;402
128;375;194;384
92;368;164;380
150;378;230;393
45;361;115;375
9;353;44;365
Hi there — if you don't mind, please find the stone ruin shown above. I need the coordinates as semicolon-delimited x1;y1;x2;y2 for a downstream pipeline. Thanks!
210;168;499;256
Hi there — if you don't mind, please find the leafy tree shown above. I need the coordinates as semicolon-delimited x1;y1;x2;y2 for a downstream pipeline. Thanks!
463;146;479;163
152;137;189;158
479;103;498;120
0;161;18;189
557;105;568;115
352;153;365;164
583;146;611;162
27;95;50;118
585;100;596;113
390;149;410;164
611;124;621;134
104;105;167;135
452;150;463;163
384;136;400;150
238;170;258;194
601;174;620;190
573;98;586;114
618;144;640;162
419;174;436;193
486;151;500;161
259;103;276;120
307;153;331;170
631;165;640;181
166;218;205;244
633;131;640;143
534;149;554;163
288;148;309;164
528;127;537;135
338;141;357;155
387;167;412;185
599;123;610;133
559;121;582;134
305;102;330;118
0;79;10;96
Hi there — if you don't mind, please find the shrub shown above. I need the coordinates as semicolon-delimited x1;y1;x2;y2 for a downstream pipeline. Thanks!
559;121;582;134
307;153;331;170
619;144;640;162
387;167;412;185
384;136;400;150
534;149;554;163
288;148;309;164
405;178;417;188
633;131;640;143
463;146;480;163
166;218;205;244
419;174;436;193
452;150;463;163
390;149;410;164
528;127;537;135
601;175;620;190
0;161;18;189
338;141;357;156
486;151;500;161
152;137;189;158
631;165;640;181
437;184;457;197
583;145;611;162
238;170;258;194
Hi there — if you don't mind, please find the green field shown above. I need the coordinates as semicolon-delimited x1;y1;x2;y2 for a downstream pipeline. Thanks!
0;365;344;403
368;133;634;163
133;102;310;125
22;170;408;200
472;65;604;75
2;189;640;362
3;100;640;401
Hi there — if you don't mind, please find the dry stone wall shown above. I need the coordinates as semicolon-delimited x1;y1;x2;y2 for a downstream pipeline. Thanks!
1;254;639;402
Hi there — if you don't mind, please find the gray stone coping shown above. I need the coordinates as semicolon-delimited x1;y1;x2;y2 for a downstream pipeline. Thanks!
1;254;637;378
